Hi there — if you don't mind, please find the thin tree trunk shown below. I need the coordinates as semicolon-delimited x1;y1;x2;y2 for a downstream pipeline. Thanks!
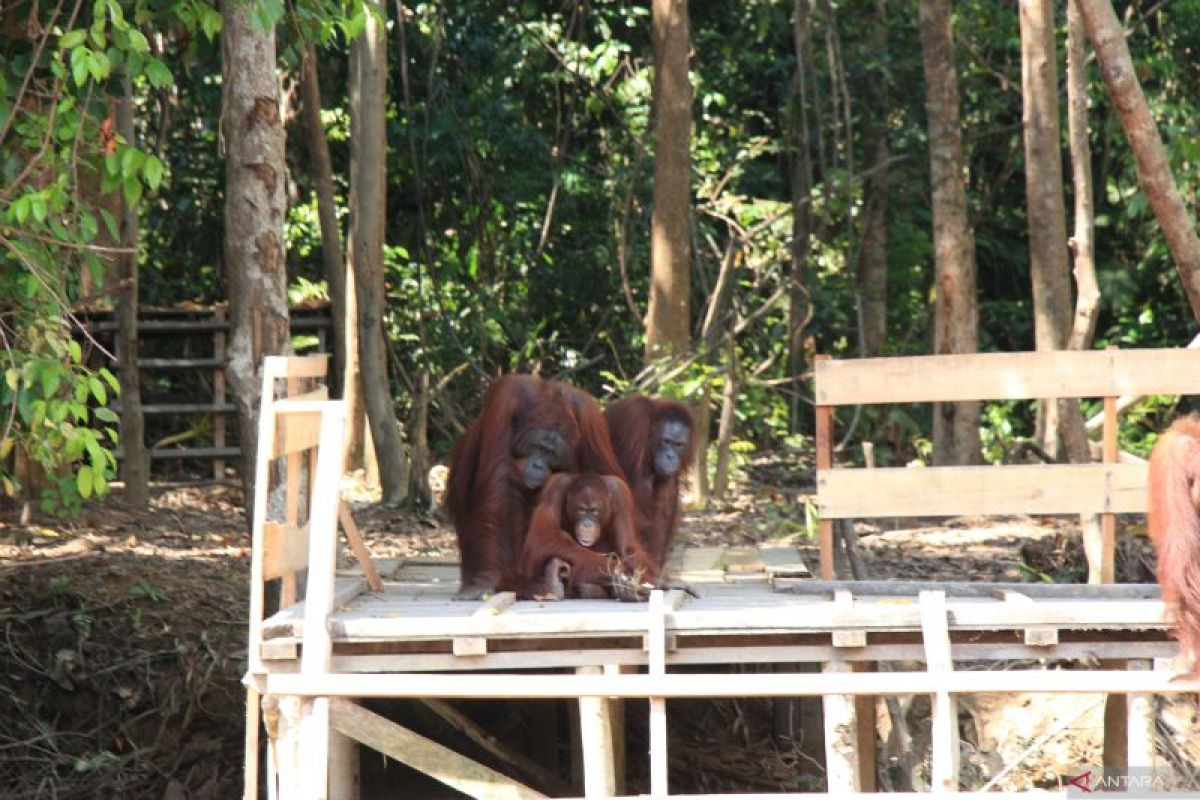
645;0;692;361
919;0;981;466
1077;0;1200;321
856;0;890;358
298;45;346;394
712;341;738;501
298;42;364;470
692;383;711;508
1066;0;1099;353
788;0;815;430
115;71;147;508
349;0;406;505
221;4;291;506
1021;0;1083;461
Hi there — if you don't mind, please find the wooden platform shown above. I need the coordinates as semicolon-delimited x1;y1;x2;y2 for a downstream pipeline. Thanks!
254;554;1179;676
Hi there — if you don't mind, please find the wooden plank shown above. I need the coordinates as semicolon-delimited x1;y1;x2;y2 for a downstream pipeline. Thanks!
1126;659;1156;771
759;545;809;577
919;591;958;793
338;503;384;593
1001;591;1059;647
262;522;309;582
136;357;224;369
815;348;1200;406
275;411;322;458
815;389;835;581
329;698;547;799
266;667;1200;700
774;579;1160;599
721;546;765;574
822;660;862;793
473;592;517;617
265;353;329;379
577;665;617;798
832;590;867;648
213;308;227;484
818;462;1148;518
647;591;668;799
1100;390;1118;584
276;386;330;408
453;637;488;657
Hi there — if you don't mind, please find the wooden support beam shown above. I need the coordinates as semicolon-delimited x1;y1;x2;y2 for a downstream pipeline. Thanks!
919;591;959;793
577;665;617;798
329;698;547;799
338;503;384;592
647;590;669;798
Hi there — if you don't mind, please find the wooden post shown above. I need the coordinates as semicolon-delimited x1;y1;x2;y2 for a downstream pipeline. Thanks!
920;591;959;792
1126;659;1156;771
648;590;669;798
824;590;864;793
853;661;878;792
814;355;835;581
214;308;227;481
577;665;617;797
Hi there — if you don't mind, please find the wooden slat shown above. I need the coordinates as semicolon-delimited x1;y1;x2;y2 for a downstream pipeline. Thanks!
721;546;765;574
276;386;329;408
919;591;959;792
759;545;809;577
262;522;309;581
274;411;322;458
329;698;546;799
818;462;1147;518
265;354;329;379
339;503;385;593
815;348;1200;406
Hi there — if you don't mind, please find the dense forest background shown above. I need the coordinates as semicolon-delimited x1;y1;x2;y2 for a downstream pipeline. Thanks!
3;0;1200;510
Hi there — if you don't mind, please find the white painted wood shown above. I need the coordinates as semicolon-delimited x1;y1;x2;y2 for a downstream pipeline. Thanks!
819;462;1147;518
648;590;669;799
453;637;488;657
919;592;958;793
577;666;617;797
328;729;359;800
473;592;517;616
263;666;1200;699
814;348;1200;405
1127;659;1156;771
1001;591;1060;646
328;698;546;799
822;660;861;793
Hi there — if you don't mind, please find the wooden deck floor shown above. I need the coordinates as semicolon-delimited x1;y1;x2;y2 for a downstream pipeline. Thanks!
257;549;1179;674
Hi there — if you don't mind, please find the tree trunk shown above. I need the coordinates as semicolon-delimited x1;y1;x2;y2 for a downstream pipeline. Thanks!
1020;0;1084;461
115;71;147;509
919;0;981;466
221;4;291;506
712;342;738;501
788;0;815;430
855;0;890;358
644;0;692;361
1066;0;1100;353
299;43;365;470
1077;0;1200;321
349;0;407;505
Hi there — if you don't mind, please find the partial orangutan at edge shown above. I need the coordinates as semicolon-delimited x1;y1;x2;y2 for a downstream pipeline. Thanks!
1147;413;1200;676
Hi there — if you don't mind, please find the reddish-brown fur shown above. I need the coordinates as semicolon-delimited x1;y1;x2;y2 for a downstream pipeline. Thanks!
604;395;695;568
1147;413;1200;674
445;375;626;600
511;473;658;600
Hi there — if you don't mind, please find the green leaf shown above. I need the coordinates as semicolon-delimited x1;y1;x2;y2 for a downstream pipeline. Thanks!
77;465;93;499
94;406;119;423
41;368;61;399
13;195;29;224
99;367;120;393
93;468;107;497
142;155;164;191
122;175;143;208
70;46;90;87
5;368;20;392
126;28;149;53
81;212;99;242
99;208;120;240
144;58;172;89
68;340;82;363
88;376;107;405
60;29;87;49
30;194;47;223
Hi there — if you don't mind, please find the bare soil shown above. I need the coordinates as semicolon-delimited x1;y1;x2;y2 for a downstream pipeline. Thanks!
1;462;1197;798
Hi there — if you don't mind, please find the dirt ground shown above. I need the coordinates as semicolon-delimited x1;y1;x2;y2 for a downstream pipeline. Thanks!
1;458;1197;798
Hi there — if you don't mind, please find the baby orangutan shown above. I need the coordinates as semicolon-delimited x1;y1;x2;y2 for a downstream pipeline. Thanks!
515;473;659;601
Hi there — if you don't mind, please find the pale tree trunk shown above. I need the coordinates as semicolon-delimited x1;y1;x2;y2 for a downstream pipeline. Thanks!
298;44;364;470
349;0;406;505
855;0;890;358
645;0;692;361
1066;0;1100;353
1020;0;1088;462
221;4;291;506
1077;0;1200;321
1066;0;1104;582
115;71;147;508
919;0;982;466
712;340;738;501
788;0;814;431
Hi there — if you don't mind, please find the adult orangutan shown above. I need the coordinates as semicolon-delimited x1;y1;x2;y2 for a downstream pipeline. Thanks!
1147;413;1200;675
604;395;696;568
445;375;626;600
515;473;659;601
